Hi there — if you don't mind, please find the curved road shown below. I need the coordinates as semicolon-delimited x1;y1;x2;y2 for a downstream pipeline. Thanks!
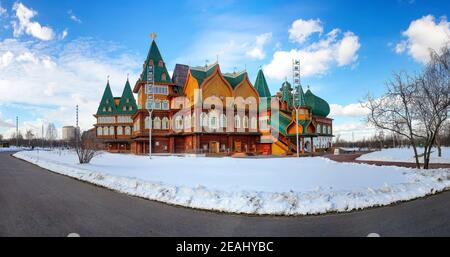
0;152;449;237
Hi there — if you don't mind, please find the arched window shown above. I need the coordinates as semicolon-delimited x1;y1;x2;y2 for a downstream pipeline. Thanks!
234;115;241;129
154;99;161;110
125;126;131;135
259;116;268;130
102;107;106;112
220;113;227;128
103;126;108;135
145;116;151;129
117;126;123;135
162;117;169;129
158;60;163;67
243;116;249;129
153;117;161;129
317;124;321;134
175;116;183;130
122;106;126;111
161;73;166;81
328;126;331;135
250;117;257;129
201;112;208;128
108;107;112;112
322;125;326;134
109;126;114;135
97;127;103;136
184;115;191;129
128;106;132;111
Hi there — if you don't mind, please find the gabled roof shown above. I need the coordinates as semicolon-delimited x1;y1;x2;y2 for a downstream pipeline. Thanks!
222;71;247;89
139;40;172;84
96;81;117;115
189;63;219;87
116;79;138;115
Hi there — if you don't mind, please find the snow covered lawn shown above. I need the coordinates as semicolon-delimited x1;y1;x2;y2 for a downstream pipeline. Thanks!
357;147;450;164
13;150;450;215
0;146;27;152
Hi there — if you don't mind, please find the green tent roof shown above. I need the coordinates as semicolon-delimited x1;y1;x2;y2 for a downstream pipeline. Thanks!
305;89;330;117
254;69;271;98
116;79;138;115
139;40;172;84
281;81;293;109
96;81;117;115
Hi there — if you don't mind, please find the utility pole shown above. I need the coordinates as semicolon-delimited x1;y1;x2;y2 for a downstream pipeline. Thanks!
147;33;157;159
292;59;301;157
16;116;18;147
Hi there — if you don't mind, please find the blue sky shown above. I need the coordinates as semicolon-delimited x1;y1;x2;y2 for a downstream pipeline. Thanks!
0;0;449;140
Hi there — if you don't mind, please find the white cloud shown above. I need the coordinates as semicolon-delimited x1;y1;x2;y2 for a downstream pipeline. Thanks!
0;3;6;18
264;27;361;80
329;102;369;118
0;38;140;137
0;51;14;68
246;32;272;60
395;15;450;63
68;10;81;23
288;19;323;44
332;121;375;141
61;28;68;40
174;31;272;71
12;2;55;41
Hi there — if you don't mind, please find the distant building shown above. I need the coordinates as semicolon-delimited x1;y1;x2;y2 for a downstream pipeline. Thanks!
62;126;78;141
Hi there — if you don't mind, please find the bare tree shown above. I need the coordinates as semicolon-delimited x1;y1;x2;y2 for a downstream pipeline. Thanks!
25;129;34;146
414;46;450;168
46;123;58;148
364;45;450;169
75;130;101;164
364;72;422;168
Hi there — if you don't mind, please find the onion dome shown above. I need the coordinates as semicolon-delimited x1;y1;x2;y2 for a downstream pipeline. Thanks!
305;89;330;117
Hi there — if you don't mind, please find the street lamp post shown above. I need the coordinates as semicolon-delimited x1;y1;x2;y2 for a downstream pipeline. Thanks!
292;59;301;157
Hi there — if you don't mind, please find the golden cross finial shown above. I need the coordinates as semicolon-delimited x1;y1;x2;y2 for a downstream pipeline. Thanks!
150;32;157;41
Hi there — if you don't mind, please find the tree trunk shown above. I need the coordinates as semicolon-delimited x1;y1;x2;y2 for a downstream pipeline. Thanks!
410;140;421;169
438;145;442;157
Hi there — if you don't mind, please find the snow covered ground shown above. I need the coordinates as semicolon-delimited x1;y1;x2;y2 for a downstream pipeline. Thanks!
357;147;450;164
0;146;28;152
13;150;450;215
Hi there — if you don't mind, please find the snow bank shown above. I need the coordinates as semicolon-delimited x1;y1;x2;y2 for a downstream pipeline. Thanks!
357;147;450;164
13;150;450;215
0;146;27;152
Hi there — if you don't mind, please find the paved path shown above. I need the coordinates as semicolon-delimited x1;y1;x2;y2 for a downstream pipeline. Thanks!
1;152;449;236
325;152;450;169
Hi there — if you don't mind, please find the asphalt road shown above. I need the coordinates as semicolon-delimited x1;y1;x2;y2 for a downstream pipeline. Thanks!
1;152;449;237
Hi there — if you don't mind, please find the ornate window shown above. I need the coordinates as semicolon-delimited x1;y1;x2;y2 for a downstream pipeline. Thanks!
145;116;151;129
220;113;227;128
126;98;130;103
117;126;123;135
102;107;106;112
328;126;331;135
154;100;161;110
259;116;269;130
201;113;208;128
162;100;169;110
123;106;126;111
125;126;131;135
103;126;108;135
158;60;163;67
128;106;132;111
161;73;166;81
162;117;169;130
109;126;114;135
250;117;257;129
175;116;183;130
317;124;321;134
153;117;161;129
97;127;102;136
184;115;191;129
108;107;112;112
243;116;249;129
234;115;241;129
322;125;326;134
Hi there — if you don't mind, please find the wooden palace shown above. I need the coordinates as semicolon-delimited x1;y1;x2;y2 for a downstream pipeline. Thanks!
93;36;333;155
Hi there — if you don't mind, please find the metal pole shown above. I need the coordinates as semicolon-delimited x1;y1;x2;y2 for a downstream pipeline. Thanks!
16;116;18;146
